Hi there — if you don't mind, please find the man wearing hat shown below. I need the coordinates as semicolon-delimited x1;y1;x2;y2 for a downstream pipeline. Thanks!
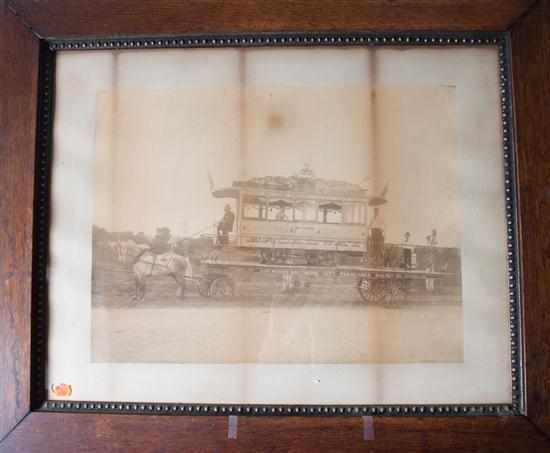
217;204;235;246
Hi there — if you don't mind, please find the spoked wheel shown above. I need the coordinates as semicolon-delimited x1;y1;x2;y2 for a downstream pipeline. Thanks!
272;249;290;265
392;279;410;301
357;278;386;304
382;279;411;306
387;280;404;305
259;249;273;264
198;278;212;297
209;276;235;299
305;252;321;266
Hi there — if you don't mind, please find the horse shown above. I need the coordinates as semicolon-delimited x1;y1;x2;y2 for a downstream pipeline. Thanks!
132;250;192;301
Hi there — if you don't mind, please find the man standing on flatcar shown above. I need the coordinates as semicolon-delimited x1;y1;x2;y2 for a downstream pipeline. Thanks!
276;205;288;221
402;231;413;269
425;229;438;291
217;204;235;247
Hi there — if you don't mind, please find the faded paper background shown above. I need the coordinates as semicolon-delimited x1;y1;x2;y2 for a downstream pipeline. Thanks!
93;50;458;247
47;47;510;404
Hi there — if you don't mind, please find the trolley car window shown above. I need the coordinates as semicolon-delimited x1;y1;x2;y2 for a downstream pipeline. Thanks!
243;195;267;220
293;200;318;222
318;202;343;224
343;203;366;224
267;199;293;221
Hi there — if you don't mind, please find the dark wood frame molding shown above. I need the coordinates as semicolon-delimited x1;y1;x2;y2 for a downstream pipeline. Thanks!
1;1;549;451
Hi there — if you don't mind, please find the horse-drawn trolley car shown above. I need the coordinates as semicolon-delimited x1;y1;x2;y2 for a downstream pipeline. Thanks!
195;167;454;304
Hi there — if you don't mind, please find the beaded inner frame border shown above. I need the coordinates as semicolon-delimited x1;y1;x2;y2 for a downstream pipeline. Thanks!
31;31;523;417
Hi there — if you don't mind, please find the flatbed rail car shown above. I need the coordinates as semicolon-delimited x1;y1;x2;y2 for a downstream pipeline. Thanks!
201;166;458;303
198;259;451;304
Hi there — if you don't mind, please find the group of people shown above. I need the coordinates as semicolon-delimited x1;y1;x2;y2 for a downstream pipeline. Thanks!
401;229;440;292
402;229;438;247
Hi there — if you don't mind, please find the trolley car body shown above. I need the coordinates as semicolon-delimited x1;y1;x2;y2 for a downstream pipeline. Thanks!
211;170;384;261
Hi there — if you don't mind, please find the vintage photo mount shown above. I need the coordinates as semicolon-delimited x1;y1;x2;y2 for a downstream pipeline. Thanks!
31;31;523;418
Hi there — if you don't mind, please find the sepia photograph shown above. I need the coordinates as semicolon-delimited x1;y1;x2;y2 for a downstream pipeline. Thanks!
46;44;511;404
89;47;463;364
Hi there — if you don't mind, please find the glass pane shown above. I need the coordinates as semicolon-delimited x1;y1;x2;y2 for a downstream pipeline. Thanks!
343;203;365;224
243;195;267;219
319;202;343;223
294;200;317;222
267;199;293;220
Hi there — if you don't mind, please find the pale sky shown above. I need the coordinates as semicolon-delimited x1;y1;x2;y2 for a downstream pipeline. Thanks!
92;47;463;246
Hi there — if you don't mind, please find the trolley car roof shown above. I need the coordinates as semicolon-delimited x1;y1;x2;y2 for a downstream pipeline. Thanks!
212;175;387;206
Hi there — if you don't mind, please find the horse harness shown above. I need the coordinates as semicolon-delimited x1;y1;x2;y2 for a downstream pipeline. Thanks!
140;252;179;276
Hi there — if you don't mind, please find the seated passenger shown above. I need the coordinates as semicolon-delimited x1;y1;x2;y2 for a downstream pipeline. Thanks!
275;206;288;221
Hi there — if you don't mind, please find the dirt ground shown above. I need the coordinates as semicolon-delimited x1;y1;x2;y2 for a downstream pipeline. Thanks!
91;259;463;364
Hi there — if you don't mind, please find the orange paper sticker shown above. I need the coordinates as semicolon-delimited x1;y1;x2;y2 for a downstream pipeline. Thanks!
51;383;72;397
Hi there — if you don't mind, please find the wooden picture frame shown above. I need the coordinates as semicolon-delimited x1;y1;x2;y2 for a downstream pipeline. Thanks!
1;1;549;451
